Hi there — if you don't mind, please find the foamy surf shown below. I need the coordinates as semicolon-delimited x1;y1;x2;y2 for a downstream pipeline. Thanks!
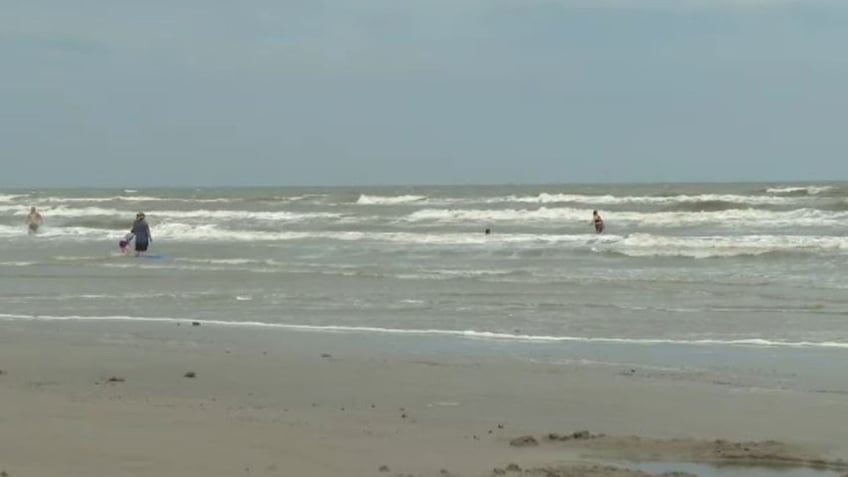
766;185;835;195
356;194;427;205
0;194;27;202
10;206;342;222
2;184;847;355
0;261;36;267
403;206;848;227
2;223;846;259
1;313;846;350
607;233;848;258
355;192;832;207
487;193;810;206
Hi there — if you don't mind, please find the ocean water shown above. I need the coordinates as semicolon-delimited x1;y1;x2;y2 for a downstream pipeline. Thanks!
1;183;847;382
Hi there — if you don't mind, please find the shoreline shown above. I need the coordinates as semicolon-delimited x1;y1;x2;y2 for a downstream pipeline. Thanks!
4;312;848;349
2;320;847;476
3;314;847;394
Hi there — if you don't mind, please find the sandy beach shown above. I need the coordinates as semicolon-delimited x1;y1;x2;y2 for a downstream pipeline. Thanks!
1;319;847;477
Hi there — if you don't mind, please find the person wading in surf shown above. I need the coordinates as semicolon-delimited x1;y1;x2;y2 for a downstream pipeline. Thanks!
130;212;152;256
26;207;43;234
592;210;605;233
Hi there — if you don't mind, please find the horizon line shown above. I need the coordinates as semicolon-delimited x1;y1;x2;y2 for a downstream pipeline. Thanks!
2;179;846;190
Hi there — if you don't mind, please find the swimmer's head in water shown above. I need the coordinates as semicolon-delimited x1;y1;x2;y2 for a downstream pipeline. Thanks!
30;206;36;213
593;210;599;215
485;228;491;235
136;212;145;219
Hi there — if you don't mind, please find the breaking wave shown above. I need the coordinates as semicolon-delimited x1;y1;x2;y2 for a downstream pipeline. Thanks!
487;193;807;206
0;194;27;202
403;206;848;227
356;194;427;205
603;233;848;259
8;206;342;222
765;185;835;196
3;220;845;260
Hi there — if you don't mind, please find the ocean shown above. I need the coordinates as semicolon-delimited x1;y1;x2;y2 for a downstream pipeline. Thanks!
2;183;847;385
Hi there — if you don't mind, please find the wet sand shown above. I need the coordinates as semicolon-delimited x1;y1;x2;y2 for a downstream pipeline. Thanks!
1;319;847;477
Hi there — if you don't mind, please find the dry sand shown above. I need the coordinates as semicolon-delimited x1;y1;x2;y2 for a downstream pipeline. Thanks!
1;320;847;477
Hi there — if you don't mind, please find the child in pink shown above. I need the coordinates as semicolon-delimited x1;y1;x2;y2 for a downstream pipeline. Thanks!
119;233;134;254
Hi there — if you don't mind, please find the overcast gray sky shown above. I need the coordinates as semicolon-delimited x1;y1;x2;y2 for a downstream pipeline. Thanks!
2;0;846;187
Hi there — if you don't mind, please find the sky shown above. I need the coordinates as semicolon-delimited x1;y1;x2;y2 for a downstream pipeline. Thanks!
2;0;847;187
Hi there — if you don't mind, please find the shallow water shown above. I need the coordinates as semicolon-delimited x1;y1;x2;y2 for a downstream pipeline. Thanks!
2;184;847;389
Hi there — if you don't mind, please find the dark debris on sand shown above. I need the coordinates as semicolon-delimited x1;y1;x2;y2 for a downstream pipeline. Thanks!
184;371;196;378
547;430;604;442
501;465;697;476
509;435;539;447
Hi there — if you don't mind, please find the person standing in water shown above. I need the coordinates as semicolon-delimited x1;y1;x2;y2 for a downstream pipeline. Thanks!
25;207;43;234
592;210;605;233
130;212;152;256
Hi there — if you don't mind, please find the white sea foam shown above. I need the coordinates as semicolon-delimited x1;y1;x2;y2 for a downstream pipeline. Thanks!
352;192;821;206
32;196;235;204
4;196;840;232
404;206;848;227
285;194;328;202
0;205;25;213
609;233;848;258
3;221;846;259
766;185;834;195
0;224;103;239
9;206;125;217
1;313;846;349
356;194;427;205
38;196;169;203
7;206;341;222
176;258;261;265
142;226;581;244
0;194;26;202
486;193;807;206
151;209;341;221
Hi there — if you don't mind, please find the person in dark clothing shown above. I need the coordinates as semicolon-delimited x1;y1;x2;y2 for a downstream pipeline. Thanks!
592;210;605;234
130;212;152;256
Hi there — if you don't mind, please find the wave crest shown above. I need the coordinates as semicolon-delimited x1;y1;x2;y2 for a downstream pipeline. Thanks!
356;194;427;205
765;185;835;196
403;206;848;227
